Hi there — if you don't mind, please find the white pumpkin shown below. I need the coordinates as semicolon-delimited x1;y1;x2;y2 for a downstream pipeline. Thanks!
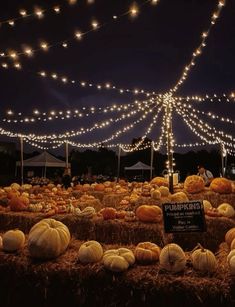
2;230;25;252
191;245;217;273
203;200;212;212
217;203;235;218
28;218;71;259
78;240;103;263
159;186;170;197
159;243;186;273
76;207;96;218
227;250;235;263
103;248;135;272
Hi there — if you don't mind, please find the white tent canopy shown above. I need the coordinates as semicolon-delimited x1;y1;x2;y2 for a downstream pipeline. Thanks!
124;161;154;171
16;151;70;168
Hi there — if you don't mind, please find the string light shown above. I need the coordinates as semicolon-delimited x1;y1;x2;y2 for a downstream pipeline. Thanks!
0;0;158;60
170;0;226;93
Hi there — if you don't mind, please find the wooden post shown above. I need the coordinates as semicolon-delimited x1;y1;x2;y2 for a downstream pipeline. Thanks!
150;141;154;180
117;146;121;182
220;143;226;177
65;141;69;169
20;137;24;185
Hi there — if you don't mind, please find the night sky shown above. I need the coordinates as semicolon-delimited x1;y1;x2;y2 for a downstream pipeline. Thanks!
0;0;234;153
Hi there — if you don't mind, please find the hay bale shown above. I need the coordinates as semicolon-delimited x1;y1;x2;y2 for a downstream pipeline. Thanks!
0;239;231;307
102;193;129;208
172;217;235;252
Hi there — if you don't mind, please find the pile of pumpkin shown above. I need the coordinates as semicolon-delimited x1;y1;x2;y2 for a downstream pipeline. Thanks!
0;218;225;275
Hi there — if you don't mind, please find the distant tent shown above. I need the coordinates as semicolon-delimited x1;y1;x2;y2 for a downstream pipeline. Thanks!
16;151;70;177
124;161;154;171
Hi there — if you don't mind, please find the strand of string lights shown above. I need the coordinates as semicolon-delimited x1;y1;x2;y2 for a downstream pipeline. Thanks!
177;102;235;144
0;98;155;141
0;2;79;30
175;93;235;103
180;103;235;125
0;0;158;60
0;65;157;98
175;102;235;150
119;105;163;152
2;99;151;124
170;0;226;93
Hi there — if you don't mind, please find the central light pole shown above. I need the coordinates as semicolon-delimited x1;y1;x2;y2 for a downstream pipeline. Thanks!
164;95;174;193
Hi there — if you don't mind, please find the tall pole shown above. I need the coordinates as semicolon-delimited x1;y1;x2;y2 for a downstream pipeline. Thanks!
165;99;174;193
65;141;69;169
150;141;154;180
117;146;121;182
220;143;226;177
20;137;24;185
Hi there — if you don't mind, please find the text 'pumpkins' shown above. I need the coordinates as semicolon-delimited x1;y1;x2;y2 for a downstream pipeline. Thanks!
28;218;71;259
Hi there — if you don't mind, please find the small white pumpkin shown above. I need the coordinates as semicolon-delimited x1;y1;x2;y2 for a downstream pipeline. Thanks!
159;243;186;273
217;203;235;218
103;248;135;272
228;254;235;275
76;206;96;218
78;240;103;263
2;229;25;252
227;250;235;263
159;186;170;197
203;200;212;212
191;244;217;273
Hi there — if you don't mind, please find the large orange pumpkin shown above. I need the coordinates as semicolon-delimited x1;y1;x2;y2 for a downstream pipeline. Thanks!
9;196;28;211
136;205;162;223
150;177;168;187
210;178;232;194
184;175;205;194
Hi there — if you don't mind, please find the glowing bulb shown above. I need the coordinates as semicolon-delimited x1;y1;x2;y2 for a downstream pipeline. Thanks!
34;110;40;115
113;15;118;19
68;0;77;5
24;47;33;56
52;73;58;79
35;7;44;18
151;0;159;4
62;77;67;83
40;42;48;50
9;52;17;59
91;20;99;29
75;31;82;40
8;20;15;26
7;110;13;115
1;63;8;68
54;6;60;13
39;71;46;77
19;10;27;17
14;63;21;69
130;4;139;17
62;42;68;48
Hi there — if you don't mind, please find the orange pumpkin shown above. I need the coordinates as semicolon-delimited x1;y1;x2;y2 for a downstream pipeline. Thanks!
94;184;105;191
184;175;205;194
210;178;232;194
150;177;168;187
136;205;162;223
134;242;161;264
9;196;28;211
116;210;126;219
100;207;117;220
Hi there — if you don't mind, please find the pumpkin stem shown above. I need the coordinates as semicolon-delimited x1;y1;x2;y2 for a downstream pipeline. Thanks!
197;243;205;252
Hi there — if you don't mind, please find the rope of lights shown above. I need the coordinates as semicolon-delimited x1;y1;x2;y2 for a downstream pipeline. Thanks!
170;0;226;93
0;99;155;141
2;100;150;124
0;0;158;60
0;1;81;30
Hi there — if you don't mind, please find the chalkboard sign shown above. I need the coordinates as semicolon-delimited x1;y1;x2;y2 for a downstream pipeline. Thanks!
162;201;206;233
